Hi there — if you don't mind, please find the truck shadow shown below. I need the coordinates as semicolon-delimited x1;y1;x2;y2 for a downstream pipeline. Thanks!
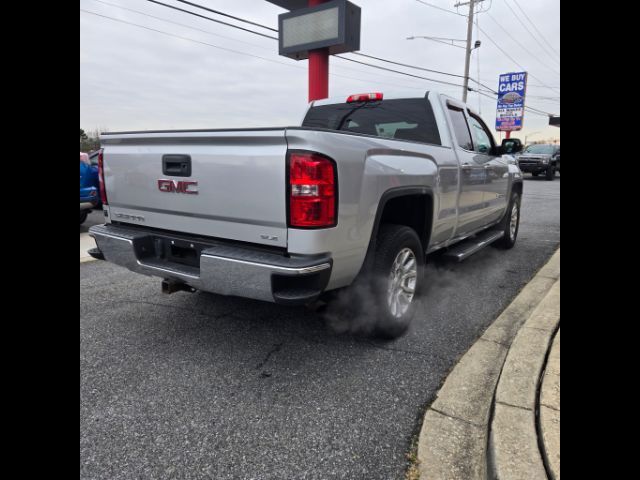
133;242;503;352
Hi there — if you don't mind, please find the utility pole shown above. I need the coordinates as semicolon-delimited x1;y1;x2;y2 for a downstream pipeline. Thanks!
475;14;481;113
455;0;484;102
459;0;474;102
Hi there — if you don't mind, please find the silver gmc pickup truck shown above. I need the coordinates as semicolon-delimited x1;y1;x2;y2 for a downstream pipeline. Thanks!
89;91;524;338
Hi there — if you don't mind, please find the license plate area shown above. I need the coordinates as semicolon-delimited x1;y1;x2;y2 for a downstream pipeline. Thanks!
169;243;198;266
134;235;209;269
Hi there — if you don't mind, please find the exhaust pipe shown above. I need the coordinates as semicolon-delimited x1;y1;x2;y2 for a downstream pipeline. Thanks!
161;279;197;294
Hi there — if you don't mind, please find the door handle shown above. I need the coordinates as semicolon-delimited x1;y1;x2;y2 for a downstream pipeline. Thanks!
461;163;473;171
484;164;494;169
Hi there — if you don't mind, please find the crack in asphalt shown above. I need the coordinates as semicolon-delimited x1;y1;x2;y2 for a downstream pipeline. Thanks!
256;342;284;370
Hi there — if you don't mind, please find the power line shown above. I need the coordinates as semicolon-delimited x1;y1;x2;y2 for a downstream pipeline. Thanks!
164;0;558;99
90;0;442;92
476;24;560;95
485;11;559;75
334;55;467;88
526;83;560;89
415;0;465;17
81;9;291;65
80;9;466;93
88;0;557;109
503;0;560;65
144;0;277;40
144;0;487;87
511;0;560;59
174;0;278;32
350;52;467;79
81;9;556;119
476;90;555;117
414;0;560;95
89;0;277;52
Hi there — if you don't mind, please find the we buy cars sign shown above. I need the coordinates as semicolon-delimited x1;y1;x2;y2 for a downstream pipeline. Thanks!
495;72;527;131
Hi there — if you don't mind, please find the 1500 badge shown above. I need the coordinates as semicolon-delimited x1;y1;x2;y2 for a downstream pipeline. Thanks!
158;179;198;194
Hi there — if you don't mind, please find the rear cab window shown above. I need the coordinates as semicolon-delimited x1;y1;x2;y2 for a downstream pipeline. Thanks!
302;98;442;146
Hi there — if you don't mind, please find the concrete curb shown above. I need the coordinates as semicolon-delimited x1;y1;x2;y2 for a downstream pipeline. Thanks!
417;249;559;479
489;281;560;480
538;329;560;480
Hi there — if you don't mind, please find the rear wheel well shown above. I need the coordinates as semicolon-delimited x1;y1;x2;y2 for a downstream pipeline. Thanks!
378;194;432;251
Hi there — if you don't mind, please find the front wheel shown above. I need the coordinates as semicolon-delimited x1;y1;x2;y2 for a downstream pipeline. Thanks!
80;210;89;224
493;192;521;249
545;165;555;180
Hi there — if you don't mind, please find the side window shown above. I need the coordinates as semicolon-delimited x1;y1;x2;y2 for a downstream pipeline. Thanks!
447;106;473;150
467;115;494;155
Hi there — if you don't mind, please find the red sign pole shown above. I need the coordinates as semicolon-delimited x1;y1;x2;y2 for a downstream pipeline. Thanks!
505;131;511;139
308;0;329;102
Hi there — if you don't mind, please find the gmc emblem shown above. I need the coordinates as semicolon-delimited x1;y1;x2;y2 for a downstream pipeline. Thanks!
158;179;198;195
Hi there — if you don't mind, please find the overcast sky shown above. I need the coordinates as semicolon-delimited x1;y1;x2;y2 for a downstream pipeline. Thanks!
80;0;560;142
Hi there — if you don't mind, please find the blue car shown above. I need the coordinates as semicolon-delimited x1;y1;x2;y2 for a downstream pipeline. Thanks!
80;152;98;224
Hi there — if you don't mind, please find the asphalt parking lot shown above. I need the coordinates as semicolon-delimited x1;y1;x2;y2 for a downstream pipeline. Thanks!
80;175;560;480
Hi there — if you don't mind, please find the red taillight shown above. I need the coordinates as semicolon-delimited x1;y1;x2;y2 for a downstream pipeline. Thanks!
97;148;108;205
289;151;336;228
346;92;383;103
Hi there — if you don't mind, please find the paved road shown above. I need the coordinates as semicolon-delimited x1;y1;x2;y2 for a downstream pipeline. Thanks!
80;176;560;480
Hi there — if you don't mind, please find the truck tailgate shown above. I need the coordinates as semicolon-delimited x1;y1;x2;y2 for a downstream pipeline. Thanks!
100;129;288;248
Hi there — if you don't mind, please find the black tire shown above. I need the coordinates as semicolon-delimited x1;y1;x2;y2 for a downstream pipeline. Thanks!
321;224;425;340
370;225;425;339
80;210;89;224
531;172;539;177
493;192;521;249
545;165;555;180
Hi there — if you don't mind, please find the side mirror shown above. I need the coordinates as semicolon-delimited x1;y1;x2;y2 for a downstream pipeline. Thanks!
500;138;523;155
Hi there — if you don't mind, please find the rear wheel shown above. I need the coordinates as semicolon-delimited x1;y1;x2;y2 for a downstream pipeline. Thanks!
532;172;539;177
372;224;426;338
323;225;424;340
493;192;521;249
80;210;89;224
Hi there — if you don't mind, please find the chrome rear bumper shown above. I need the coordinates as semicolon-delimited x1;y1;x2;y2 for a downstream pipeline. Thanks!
88;224;332;305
